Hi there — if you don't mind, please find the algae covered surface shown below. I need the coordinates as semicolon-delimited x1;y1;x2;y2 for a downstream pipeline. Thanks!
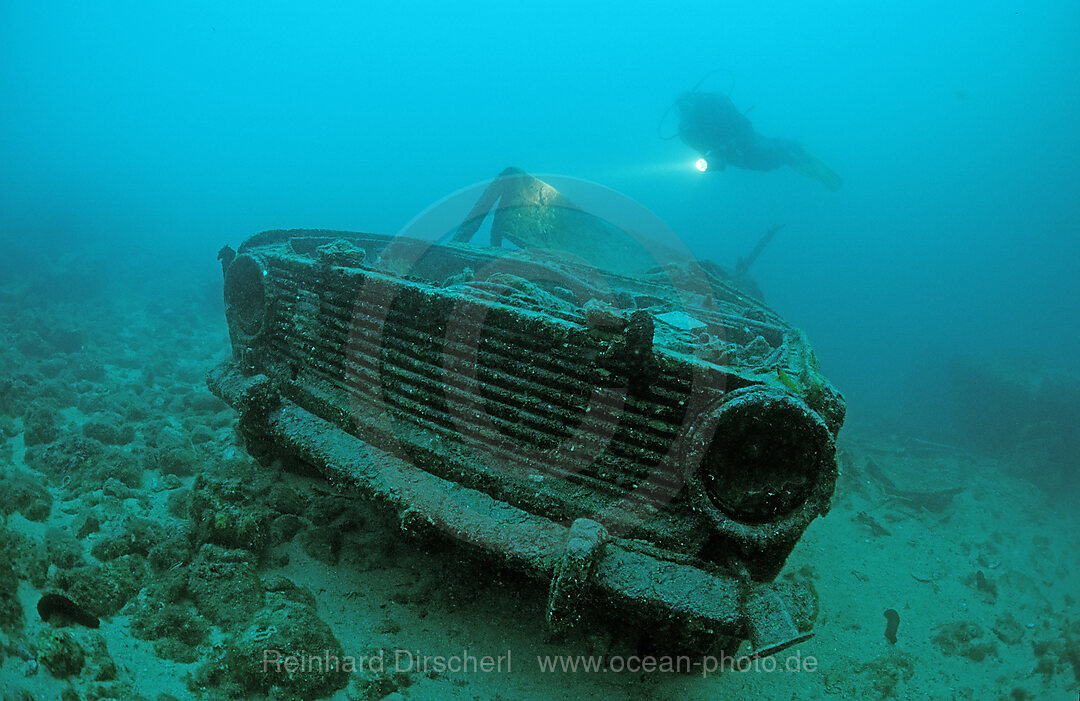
0;238;1078;701
1;4;1079;698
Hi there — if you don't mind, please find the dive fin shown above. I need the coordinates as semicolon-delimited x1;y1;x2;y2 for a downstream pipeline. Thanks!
786;147;843;191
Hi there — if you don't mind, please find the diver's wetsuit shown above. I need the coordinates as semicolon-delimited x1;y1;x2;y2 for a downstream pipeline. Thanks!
676;91;790;170
676;90;842;190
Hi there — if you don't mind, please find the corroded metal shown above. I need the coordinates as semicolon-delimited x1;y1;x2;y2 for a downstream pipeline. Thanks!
208;181;844;658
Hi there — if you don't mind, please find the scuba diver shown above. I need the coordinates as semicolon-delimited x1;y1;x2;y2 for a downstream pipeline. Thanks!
675;89;843;191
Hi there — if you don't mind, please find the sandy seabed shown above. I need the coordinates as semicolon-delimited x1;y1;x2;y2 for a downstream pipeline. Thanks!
1;248;1077;701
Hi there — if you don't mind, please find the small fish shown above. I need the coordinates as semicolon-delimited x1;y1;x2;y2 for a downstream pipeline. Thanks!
855;511;891;537
776;367;800;391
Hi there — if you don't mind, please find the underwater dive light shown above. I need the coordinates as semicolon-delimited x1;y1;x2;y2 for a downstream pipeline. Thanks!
695;157;709;172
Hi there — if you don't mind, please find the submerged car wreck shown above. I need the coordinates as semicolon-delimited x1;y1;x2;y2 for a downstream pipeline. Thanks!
208;169;845;659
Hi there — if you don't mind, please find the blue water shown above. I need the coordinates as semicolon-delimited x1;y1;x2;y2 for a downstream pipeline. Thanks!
3;4;1080;699
4;2;1078;435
